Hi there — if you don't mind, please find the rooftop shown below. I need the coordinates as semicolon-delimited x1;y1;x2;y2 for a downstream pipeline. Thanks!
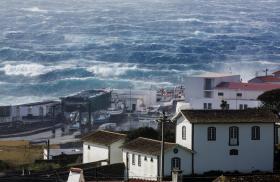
179;109;279;124
249;75;280;83
19;100;60;107
61;89;110;101
121;137;192;155
192;72;239;78
273;70;280;75
81;130;126;146
215;82;280;91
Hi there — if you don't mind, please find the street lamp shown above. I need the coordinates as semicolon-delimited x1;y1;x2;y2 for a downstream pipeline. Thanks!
156;111;171;182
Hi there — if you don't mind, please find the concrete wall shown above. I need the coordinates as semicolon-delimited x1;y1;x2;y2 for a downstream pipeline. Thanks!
11;103;56;120
176;115;192;149
83;142;108;163
189;98;261;110
123;150;158;181
109;139;125;164
164;146;192;176
193;123;274;174
184;75;240;101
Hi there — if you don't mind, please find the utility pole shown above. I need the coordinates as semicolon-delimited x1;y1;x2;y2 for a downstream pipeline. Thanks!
156;111;171;182
47;139;50;160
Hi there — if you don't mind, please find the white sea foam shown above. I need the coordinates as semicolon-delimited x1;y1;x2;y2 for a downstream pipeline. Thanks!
22;7;48;13
86;63;137;77
176;18;202;22
0;96;57;106
1;63;73;77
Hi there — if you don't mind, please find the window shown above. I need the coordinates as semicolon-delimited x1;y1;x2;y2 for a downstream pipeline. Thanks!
138;155;141;166
16;106;20;117
229;126;239;146
28;106;32;115
229;149;238;155
226;104;230;110
144;156;147;161
239;104;248;110
171;157;181;170
236;93;242;97
39;107;44;117
204;103;212;110
204;91;212;98
182;126;186;140
132;154;135;165
126;152;129;163
208;127;216;141
252;126;260;140
204;78;213;90
204;103;207;109
88;145;90;150
239;104;243;110
218;92;224;96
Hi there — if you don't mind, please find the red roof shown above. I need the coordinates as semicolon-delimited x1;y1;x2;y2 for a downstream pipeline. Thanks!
215;82;280;91
273;70;280;75
252;75;280;82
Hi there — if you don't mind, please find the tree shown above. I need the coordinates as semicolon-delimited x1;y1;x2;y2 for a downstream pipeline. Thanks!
220;100;228;110
124;126;175;143
257;89;280;117
125;127;159;142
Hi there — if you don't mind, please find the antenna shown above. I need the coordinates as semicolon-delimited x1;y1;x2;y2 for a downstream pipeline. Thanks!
263;68;268;76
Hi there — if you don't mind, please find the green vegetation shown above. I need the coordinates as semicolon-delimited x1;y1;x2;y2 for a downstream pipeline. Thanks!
124;126;175;143
0;160;10;171
26;162;61;172
258;89;280;117
220;100;228;110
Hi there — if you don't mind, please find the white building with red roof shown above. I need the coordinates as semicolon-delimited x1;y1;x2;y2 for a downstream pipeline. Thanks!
248;70;280;84
183;72;280;110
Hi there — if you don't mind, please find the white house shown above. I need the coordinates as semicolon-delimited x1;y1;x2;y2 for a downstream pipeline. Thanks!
82;130;126;165
213;82;280;110
172;109;278;174
184;72;280;110
121;137;193;181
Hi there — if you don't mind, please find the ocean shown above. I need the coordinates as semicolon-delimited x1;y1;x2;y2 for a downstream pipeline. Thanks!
0;0;280;105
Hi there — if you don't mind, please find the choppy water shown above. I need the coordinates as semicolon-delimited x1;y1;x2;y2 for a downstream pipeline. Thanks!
0;0;280;105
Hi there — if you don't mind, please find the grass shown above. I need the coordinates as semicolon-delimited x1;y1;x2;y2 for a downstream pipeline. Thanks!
0;140;43;166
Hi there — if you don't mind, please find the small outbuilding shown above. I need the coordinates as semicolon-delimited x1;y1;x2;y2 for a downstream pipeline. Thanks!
81;130;126;165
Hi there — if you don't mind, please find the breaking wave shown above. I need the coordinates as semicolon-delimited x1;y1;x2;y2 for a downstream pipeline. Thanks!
22;7;48;13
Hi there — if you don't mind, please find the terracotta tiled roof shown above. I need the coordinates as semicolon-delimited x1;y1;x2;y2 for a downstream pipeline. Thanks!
180;109;279;124
215;82;280;91
273;70;280;75
251;75;280;82
121;137;192;155
81;130;126;146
